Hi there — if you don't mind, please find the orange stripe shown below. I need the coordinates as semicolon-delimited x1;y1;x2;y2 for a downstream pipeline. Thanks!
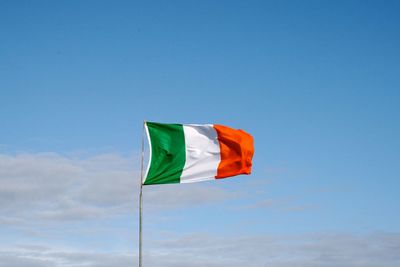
213;124;254;179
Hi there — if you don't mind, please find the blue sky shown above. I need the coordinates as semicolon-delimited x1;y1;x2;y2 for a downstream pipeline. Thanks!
1;1;400;266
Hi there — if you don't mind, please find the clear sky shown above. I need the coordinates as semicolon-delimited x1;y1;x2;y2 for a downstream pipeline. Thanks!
1;1;399;266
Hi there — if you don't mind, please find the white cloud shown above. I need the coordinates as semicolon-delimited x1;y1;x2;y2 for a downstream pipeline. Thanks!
143;232;400;267
0;153;136;221
1;232;399;267
3;152;399;267
0;248;133;267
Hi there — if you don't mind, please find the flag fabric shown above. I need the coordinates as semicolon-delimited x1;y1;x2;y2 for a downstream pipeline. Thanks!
143;122;254;185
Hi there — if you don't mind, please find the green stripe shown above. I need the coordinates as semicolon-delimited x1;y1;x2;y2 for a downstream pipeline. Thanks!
144;122;186;185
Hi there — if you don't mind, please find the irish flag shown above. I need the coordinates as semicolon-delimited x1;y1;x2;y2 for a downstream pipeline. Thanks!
143;122;254;185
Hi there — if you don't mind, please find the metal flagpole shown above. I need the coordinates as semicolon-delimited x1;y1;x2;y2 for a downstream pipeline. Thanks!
139;121;145;267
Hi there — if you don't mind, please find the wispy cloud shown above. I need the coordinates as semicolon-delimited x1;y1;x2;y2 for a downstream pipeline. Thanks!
1;232;399;267
3;152;399;267
0;153;137;222
0;247;134;267
137;232;400;267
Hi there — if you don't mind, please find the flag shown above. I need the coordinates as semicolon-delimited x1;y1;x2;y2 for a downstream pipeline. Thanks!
143;122;254;185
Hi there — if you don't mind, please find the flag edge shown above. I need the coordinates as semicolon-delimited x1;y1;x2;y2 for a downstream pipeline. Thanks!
142;122;152;184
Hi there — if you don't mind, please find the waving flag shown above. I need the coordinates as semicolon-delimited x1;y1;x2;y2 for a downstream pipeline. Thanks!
143;122;254;185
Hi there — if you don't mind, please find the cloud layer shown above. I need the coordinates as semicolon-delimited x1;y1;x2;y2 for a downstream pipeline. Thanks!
0;153;137;222
1;152;399;266
1;232;399;267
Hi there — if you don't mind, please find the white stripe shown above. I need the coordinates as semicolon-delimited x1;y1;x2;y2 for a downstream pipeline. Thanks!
180;124;221;183
143;122;152;184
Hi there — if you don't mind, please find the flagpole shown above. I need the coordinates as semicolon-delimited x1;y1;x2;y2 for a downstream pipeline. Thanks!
139;121;145;267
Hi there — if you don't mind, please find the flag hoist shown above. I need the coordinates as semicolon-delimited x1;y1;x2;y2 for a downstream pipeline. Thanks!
138;121;254;266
